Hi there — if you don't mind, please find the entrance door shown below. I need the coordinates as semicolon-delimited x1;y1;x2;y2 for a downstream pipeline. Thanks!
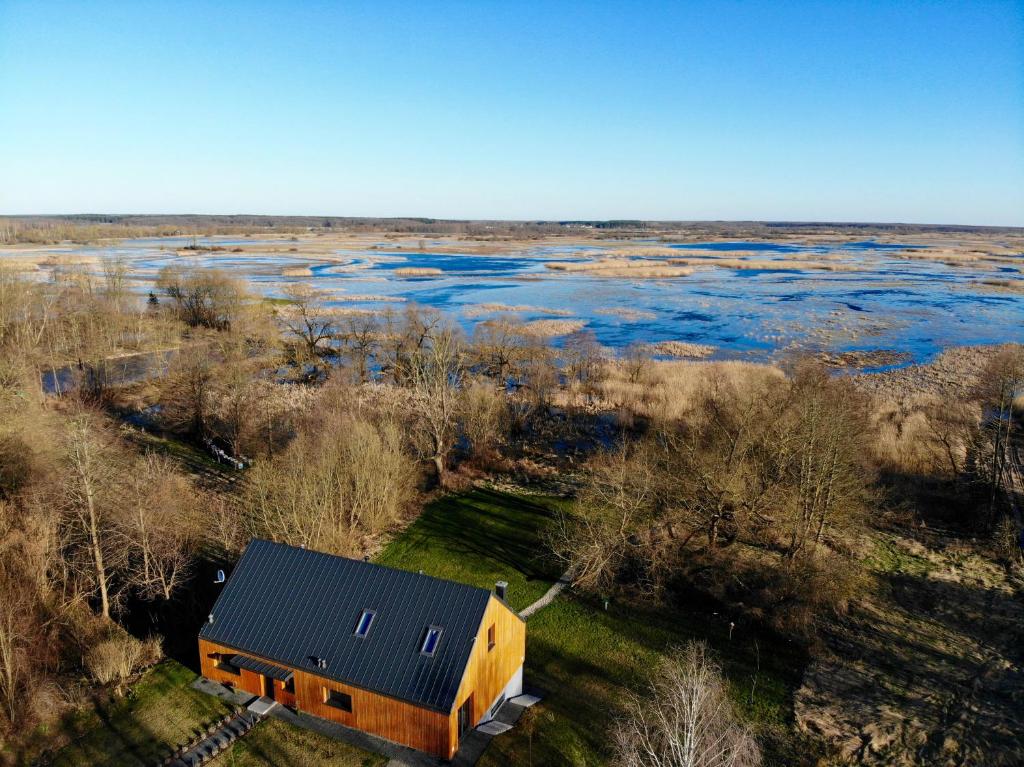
458;695;474;737
263;675;276;700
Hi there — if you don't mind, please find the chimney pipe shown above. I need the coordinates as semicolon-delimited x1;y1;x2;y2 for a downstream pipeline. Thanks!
495;581;508;601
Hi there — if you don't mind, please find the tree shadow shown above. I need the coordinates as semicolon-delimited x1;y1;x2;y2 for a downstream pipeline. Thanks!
805;567;1024;766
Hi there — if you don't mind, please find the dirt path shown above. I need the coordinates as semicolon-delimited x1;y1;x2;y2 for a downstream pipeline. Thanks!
795;532;1024;766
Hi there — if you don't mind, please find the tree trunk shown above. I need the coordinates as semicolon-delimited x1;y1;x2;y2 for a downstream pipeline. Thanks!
86;484;110;619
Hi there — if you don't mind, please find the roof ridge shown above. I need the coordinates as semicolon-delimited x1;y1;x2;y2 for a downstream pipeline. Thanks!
252;538;494;596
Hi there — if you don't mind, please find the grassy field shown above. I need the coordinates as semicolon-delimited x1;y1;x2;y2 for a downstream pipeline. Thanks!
217;718;385;767
376;488;567;612
37;660;234;767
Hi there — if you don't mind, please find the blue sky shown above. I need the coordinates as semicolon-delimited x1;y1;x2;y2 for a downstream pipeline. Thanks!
1;1;1022;224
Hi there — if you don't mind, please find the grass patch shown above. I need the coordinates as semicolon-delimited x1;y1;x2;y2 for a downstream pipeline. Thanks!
41;660;234;767
375;488;566;612
218;718;385;767
479;593;809;767
866;535;934;577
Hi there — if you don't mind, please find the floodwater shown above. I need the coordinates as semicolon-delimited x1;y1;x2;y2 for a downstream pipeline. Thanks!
8;236;1024;370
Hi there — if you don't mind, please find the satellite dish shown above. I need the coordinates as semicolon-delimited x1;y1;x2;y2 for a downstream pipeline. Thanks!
215;569;226;584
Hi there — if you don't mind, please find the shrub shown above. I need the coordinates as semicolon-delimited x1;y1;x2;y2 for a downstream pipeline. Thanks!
85;629;160;691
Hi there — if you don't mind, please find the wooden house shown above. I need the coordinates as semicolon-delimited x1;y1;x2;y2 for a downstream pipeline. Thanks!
199;539;526;759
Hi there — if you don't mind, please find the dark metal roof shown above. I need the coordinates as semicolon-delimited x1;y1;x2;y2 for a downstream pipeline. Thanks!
230;654;293;682
200;539;493;712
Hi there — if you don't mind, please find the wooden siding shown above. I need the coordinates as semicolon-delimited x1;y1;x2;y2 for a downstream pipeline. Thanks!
199;638;264;698
198;593;525;760
200;637;453;757
449;596;526;755
293;668;452;757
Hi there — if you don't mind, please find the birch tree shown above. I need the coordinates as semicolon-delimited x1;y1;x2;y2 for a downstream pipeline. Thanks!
613;642;760;767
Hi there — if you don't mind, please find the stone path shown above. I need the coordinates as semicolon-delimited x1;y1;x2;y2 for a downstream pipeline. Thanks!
167;708;262;767
519;568;573;620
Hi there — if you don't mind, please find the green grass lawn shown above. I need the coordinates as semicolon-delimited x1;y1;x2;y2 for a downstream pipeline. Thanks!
376;488;567;612
39;660;234;767
380;488;814;767
217;718;385;767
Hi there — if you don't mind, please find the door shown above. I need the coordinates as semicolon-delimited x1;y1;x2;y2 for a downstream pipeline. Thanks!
263;675;276;700
458;695;474;737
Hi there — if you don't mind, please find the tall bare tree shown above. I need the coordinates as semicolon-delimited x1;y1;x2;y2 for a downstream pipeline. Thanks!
613;642;761;767
60;414;126;619
410;325;464;486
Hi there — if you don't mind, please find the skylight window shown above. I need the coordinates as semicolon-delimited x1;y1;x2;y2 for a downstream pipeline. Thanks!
354;609;376;638
421;626;443;656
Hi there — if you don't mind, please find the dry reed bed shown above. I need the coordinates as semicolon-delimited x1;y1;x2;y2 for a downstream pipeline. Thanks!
393;267;443;276
644;341;716;358
462;303;572;318
667;257;857;271
543;259;694;278
520;319;587;337
331;294;406;302
594;307;658;321
975;278;1024;294
588;359;785;421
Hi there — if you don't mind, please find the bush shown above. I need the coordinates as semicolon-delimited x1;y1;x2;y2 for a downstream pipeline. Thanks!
85;630;162;690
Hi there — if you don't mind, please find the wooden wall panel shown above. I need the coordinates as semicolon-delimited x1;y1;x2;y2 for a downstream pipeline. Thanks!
449;596;526;752
198;638;263;698
293;669;452;758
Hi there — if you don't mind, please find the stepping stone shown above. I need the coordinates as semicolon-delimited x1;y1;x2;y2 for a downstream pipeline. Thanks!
477;720;513;735
511;693;542;707
247;697;278;717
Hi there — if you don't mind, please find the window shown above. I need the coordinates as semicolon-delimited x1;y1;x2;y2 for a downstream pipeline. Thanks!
283;678;295;694
421;626;443;656
354;609;376;638
323;688;352;712
487;624;496;651
212;655;240;676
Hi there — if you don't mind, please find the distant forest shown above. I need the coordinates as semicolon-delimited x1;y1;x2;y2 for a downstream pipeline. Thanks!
1;214;1020;245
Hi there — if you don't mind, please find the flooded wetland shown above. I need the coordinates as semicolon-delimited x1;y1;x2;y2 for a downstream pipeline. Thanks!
6;229;1023;371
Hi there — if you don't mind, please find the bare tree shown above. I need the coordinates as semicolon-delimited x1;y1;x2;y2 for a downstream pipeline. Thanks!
124;454;200;600
551;442;660;593
380;304;444;385
242;409;417;555
613;642;761;767
563;328;605;402
460;377;509;461
409;325;464;486
339;313;380;383
277;283;336;361
156;265;244;330
60;414;126;620
976;345;1024;518
470;317;528;382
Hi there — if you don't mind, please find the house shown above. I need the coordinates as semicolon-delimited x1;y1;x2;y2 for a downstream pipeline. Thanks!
198;539;526;760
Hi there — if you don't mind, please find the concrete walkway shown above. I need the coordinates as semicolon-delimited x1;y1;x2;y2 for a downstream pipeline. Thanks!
519;568;573;620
